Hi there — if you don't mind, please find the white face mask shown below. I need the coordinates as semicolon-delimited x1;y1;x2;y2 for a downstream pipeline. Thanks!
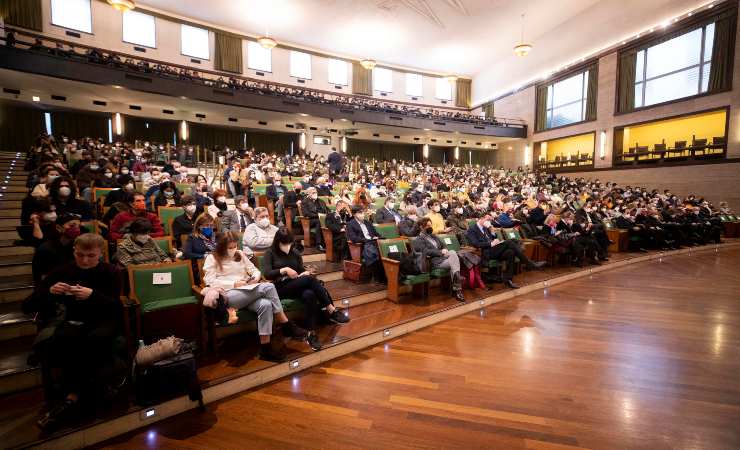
456;208;464;214
227;248;238;258
387;203;395;210
58;186;72;197
104;172;113;178
310;193;318;200
184;205;197;215
120;168;129;175
279;243;292;254
257;218;270;228
408;214;417;220
441;203;448;209
432;206;441;212
355;214;365;222
483;220;492;228
125;183;135;191
43;212;57;222
239;202;249;211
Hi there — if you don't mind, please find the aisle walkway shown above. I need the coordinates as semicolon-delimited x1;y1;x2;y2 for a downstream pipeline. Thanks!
98;247;740;450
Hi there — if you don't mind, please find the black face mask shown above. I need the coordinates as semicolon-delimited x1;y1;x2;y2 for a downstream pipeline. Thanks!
216;201;227;211
424;227;433;234
359;194;366;200
295;188;301;194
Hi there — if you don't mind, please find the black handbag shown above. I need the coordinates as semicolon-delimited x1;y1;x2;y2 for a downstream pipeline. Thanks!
135;351;203;407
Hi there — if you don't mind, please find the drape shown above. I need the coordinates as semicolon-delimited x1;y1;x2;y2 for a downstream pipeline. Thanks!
427;146;446;165
455;78;472;108
584;65;598;121
347;139;415;162
214;32;243;74
481;102;494;119
616;50;637;114
469;148;494;166
125;116;178;144
51;110;109;140
534;84;549;132
708;14;736;92
0;103;44;151
244;131;296;155
3;0;42;31
352;62;372;95
189;122;244;149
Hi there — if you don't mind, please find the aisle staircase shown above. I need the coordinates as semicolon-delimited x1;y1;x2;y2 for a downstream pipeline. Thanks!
0;152;41;395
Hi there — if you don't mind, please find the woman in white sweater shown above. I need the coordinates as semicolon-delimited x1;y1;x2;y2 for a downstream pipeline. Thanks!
203;231;307;362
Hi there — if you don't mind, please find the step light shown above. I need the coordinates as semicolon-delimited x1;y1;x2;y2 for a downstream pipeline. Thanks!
290;359;300;370
383;329;391;337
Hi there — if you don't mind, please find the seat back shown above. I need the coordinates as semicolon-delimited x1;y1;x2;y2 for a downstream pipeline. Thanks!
654;143;667;151
175;183;191;196
375;223;400;239
378;238;408;257
153;236;174;255
157;206;182;235
635;145;649;154
93;187;118;205
128;261;194;309
493;228;504;241
674;140;687;149
503;228;521;240
373;197;386;210
252;184;269;195
467;219;477;229
437;234;461;251
319;213;327;227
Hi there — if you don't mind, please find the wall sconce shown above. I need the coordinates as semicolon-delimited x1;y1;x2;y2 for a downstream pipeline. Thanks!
524;144;531;166
340;136;347;153
179;120;188;141
299;132;306;151
114;112;123;135
454;146;459;160
422;144;429;158
599;130;607;160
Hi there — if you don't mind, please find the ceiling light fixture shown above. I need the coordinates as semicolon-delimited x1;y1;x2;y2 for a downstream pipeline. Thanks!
360;59;377;70
513;13;533;57
257;36;277;50
107;0;135;12
32;96;40;102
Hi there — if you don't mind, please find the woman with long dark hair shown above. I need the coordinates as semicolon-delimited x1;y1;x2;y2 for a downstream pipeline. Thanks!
202;232;307;362
262;228;349;351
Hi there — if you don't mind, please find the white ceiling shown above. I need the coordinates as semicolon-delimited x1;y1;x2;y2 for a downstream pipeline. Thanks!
138;0;710;105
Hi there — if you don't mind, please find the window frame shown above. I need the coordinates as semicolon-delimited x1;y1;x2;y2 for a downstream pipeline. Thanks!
121;10;157;49
405;73;424;98
180;24;210;61
289;50;312;80
373;67;393;94
247;41;272;73
633;22;714;110
50;0;93;34
327;58;348;86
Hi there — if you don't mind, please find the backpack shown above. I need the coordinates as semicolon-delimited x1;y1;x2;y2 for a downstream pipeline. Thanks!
387;251;422;277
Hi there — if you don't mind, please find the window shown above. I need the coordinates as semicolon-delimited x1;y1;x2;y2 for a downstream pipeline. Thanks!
247;41;272;72
122;10;156;48
181;25;209;60
634;23;715;108
373;67;393;93
435;78;452;101
51;0;92;33
328;59;348;85
545;70;590;129
290;51;312;79
406;73;423;97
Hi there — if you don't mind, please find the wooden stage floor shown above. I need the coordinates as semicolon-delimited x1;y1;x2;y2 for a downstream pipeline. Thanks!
96;247;740;450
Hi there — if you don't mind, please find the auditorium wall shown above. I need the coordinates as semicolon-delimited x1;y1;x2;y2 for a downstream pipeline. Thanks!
25;0;458;109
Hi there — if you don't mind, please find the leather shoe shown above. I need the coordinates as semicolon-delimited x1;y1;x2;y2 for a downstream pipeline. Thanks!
504;280;520;289
454;289;466;302
527;261;547;270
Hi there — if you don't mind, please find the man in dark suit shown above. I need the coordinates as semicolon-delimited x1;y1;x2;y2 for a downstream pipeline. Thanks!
266;176;288;224
301;187;328;251
325;200;352;262
374;197;402;224
327;147;344;176
346;206;384;282
528;200;547;226
466;214;545;289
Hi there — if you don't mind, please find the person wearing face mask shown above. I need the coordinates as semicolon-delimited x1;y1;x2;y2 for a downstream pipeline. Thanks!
75;159;103;202
44;176;94;222
202;231;308;362
325;199;352;262
374;197;402;224
412;217;466;302
445;203;470;246
243;207;278;256
300;174;313;190
220;195;253;233
263;228;349;352
266;177;288;224
115;218;171;268
346;206;385;282
32;214;84;285
399;205;420;237
211;189;229;215
172;195;201;249
353;186;371;209
153;181;181;208
466;213;545;289
315;176;333;197
301;187;329;251
282;181;304;227
30;165;62;198
143;168;163;191
94;164;118;188
109;192;164;241
425;200;452;234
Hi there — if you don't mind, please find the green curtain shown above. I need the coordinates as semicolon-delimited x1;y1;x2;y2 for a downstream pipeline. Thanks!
3;0;42;31
244;131;296;155
352;62;372;95
427;146;447;165
617;50;637;114
51;110;109;141
125;116;178;144
469;148;494;166
584;65;598;121
214;32;243;74
708;14;736;93
482;102;494;119
534;84;548;132
0;102;44;151
347;139;415;162
455;78;472;108
189;122;244;149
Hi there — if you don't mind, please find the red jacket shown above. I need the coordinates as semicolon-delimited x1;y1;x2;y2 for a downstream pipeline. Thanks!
109;211;164;241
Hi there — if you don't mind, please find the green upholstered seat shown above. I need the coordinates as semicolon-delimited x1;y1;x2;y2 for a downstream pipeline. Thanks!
467;219;477;229
327;204;336;212
401;273;431;284
503;228;521;240
494;229;505;241
175;183;192;196
158;207;182;236
253;184;268;195
373;197;386;209
429;268;450;278
93;187;118;204
375;223;400;239
141;296;198;313
130;262;194;314
379;239;407;257
437;234;461;251
153;237;173;255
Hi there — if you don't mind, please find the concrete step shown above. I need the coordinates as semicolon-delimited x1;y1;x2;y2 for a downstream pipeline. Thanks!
0;218;21;227
0;209;21;219
0;192;24;201
0;200;22;209
0;185;28;193
0;230;20;240
0;254;32;276
0;336;40;396
0;311;35;341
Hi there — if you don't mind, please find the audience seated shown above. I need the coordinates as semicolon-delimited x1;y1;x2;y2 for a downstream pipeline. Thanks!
399;205;420;237
374;197;402;224
172;195;200;248
183;214;217;261
262;228;349;351
301;187;328;251
325;199;352;262
32;213;82;285
109;192;164;241
115;218;172;267
426;200;451;234
49;177;94;220
152;181;181;209
412;217;466;302
346;206;385;281
243;207;278;256
202;232;307;362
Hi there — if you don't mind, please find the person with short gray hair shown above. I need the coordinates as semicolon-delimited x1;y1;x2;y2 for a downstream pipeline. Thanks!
243;207;278;256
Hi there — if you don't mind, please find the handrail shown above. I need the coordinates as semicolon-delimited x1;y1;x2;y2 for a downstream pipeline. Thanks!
1;25;526;129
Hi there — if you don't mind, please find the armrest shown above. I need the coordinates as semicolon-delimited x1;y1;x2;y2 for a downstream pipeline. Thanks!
120;295;139;307
192;285;203;296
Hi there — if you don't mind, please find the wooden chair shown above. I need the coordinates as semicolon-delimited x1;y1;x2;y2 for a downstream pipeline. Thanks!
668;141;687;159
157;206;182;236
653;142;667;158
92;187;118;218
116;236;174;257
502;227;539;261
374;223;401;240
318;213;337;262
127;261;203;348
378;238;430;303
603;220;629;253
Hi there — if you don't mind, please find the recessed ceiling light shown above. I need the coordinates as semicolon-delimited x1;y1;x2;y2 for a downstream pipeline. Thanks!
112;85;122;89
621;41;626;45
688;12;693;16
648;28;654;32
32;96;40;102
423;128;430;131
661;20;670;28
708;3;714;9
672;18;678;23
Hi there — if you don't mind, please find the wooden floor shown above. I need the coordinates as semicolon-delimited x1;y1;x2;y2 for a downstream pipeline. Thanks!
97;247;740;450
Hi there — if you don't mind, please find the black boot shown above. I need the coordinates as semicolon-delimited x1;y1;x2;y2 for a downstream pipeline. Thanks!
281;321;308;340
259;343;287;362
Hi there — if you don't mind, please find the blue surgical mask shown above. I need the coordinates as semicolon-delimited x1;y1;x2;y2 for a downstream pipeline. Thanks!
200;226;213;238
